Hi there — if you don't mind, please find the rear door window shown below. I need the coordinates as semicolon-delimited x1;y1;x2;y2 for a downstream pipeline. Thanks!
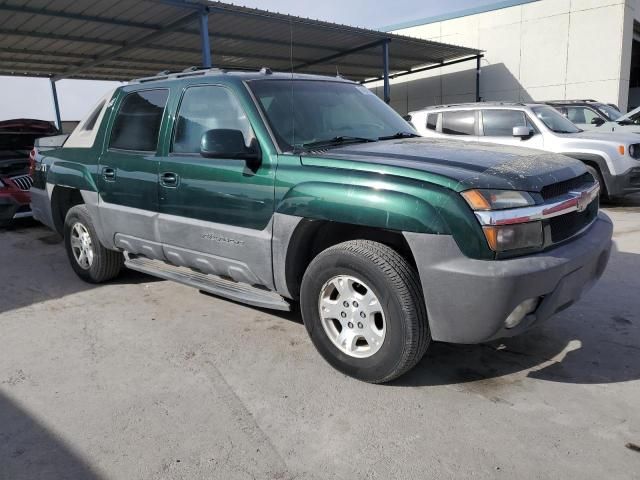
109;89;169;152
482;110;528;136
442;111;475;136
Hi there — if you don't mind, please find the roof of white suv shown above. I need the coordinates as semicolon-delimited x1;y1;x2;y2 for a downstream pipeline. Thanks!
412;102;545;112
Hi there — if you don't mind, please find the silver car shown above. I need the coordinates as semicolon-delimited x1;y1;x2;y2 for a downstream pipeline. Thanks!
408;102;640;199
545;100;640;134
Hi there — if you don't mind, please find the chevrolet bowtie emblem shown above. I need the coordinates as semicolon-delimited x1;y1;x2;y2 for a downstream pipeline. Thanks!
575;190;589;212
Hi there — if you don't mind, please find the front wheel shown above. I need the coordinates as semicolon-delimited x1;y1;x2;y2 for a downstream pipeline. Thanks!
585;164;609;201
300;240;430;383
64;205;123;283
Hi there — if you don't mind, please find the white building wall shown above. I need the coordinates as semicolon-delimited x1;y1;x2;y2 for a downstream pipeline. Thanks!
373;0;638;114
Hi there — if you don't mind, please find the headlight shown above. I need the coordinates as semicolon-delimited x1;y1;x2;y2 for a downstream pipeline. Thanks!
482;222;543;252
629;144;640;159
462;189;542;252
461;189;535;210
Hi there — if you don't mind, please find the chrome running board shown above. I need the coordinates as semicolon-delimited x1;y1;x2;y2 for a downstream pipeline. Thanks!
124;253;290;311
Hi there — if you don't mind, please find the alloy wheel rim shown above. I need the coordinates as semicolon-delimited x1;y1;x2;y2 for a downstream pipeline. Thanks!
70;222;94;270
318;275;386;359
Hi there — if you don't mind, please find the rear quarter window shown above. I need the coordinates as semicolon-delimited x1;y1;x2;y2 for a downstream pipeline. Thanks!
426;113;437;131
442;111;475;136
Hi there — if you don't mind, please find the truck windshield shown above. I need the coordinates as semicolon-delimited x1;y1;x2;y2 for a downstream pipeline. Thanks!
532;106;582;134
248;79;415;151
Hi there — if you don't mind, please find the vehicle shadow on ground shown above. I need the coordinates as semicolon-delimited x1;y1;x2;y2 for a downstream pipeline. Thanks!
602;193;640;209
392;249;640;387
0;392;103;479
0;222;160;316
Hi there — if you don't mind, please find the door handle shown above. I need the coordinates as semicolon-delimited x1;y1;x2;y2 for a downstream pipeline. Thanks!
102;167;116;181
160;172;179;187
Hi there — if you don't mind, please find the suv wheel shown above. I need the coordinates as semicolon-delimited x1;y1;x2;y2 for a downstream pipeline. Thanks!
64;205;123;283
585;164;609;201
300;240;430;383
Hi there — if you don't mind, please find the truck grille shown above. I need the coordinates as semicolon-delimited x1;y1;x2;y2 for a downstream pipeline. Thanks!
540;172;594;200
549;199;598;243
10;174;33;191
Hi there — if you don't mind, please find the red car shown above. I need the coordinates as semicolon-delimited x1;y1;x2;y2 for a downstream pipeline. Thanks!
0;119;59;227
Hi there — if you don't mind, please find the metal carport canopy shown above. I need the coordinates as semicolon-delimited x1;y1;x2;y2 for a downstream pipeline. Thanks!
0;0;482;102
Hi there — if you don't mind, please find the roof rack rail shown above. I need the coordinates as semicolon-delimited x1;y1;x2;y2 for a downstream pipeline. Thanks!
422;101;526;109
130;66;277;84
544;99;599;104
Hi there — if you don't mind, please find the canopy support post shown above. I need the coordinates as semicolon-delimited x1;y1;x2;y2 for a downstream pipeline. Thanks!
200;8;212;68
382;39;390;104
50;78;62;131
475;54;481;102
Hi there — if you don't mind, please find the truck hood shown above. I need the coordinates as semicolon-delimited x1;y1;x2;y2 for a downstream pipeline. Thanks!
302;137;586;192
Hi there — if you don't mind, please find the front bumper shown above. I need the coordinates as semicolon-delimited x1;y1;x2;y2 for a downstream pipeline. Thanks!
0;192;31;223
607;167;640;197
404;213;613;344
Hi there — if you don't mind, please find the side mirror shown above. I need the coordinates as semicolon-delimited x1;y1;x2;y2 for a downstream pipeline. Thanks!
200;129;261;163
591;117;605;126
512;126;532;138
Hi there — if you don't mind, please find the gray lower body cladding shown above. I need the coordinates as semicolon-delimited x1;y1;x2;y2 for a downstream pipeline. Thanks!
30;185;55;229
404;213;613;344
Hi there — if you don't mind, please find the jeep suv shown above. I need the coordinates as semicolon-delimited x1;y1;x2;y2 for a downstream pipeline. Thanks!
409;102;640;199
31;70;612;383
545;100;622;130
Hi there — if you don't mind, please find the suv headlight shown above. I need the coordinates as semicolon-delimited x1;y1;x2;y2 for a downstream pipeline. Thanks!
462;189;543;252
629;144;640;159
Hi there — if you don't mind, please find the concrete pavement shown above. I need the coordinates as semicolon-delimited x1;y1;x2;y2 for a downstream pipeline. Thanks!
1;200;639;479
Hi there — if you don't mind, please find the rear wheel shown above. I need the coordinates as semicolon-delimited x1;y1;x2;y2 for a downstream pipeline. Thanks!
64;205;123;283
300;240;429;383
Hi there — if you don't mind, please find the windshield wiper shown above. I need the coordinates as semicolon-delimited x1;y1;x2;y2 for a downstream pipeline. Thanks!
300;136;377;150
551;129;578;134
378;131;420;140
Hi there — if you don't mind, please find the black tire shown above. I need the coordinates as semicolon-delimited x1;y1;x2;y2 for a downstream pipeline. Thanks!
300;240;429;383
584;164;609;201
64;204;123;283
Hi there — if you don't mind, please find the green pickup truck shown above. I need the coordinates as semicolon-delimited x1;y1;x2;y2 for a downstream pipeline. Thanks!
31;69;613;383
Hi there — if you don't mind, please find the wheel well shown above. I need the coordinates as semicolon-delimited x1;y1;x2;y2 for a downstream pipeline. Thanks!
284;220;418;300
50;186;84;235
560;152;610;195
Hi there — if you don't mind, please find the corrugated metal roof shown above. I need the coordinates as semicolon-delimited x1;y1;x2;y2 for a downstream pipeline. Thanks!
0;0;482;82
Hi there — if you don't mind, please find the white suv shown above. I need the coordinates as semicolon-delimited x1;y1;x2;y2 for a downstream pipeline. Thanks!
408;103;640;199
